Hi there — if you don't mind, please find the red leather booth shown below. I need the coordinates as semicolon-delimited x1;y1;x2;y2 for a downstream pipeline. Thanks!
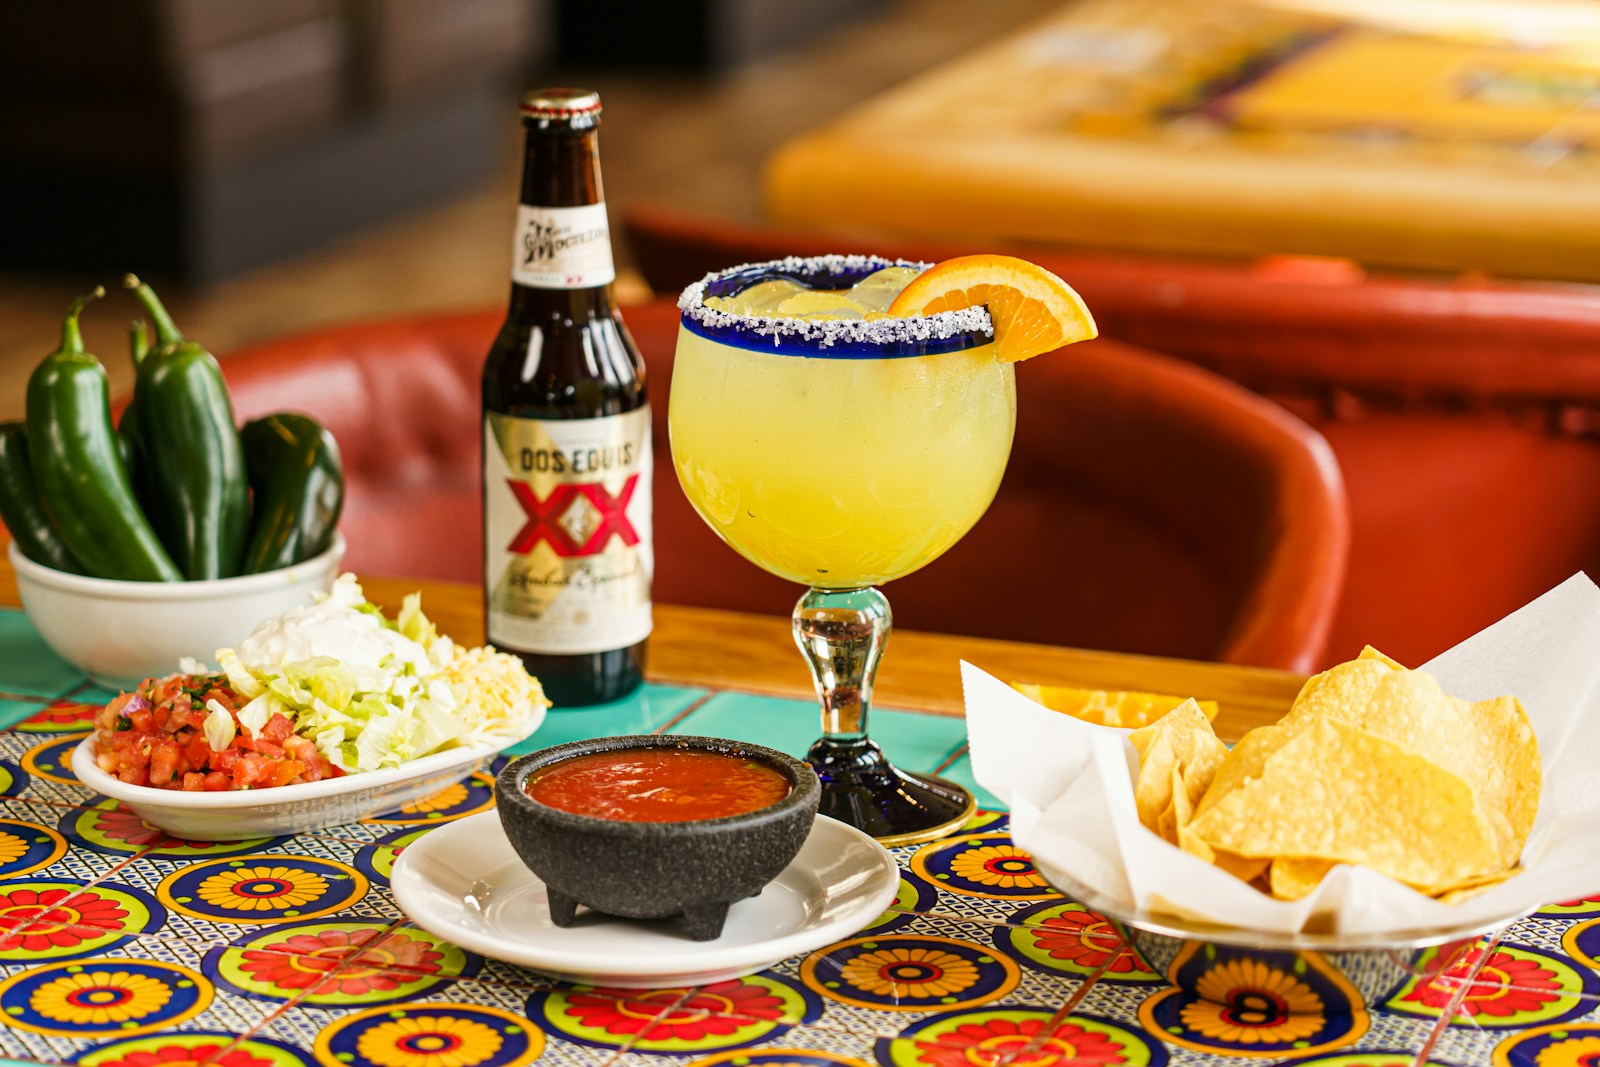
622;206;1600;668
213;300;1348;674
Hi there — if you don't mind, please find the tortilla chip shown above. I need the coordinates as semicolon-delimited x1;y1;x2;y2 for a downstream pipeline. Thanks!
1190;721;1298;824
1431;867;1521;905
1269;858;1336;901
1130;699;1230;843
1168;764;1198;847
1461;694;1541;867
1120;646;1537;907
1358;645;1407;669
1130;699;1228;800
1175;803;1214;862
1279;658;1537;872
1164;777;1269;885
1149;763;1180;843
1215;849;1270;886
1187;718;1504;889
1285;656;1394;728
1132;733;1179;837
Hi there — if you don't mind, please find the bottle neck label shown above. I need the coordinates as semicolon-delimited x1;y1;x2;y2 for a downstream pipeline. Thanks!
511;203;616;289
484;406;652;654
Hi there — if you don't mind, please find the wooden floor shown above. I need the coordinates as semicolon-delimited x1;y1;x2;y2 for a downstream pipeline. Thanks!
0;0;1059;422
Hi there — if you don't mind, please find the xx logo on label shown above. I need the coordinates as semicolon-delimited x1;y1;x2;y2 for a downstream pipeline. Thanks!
507;474;640;557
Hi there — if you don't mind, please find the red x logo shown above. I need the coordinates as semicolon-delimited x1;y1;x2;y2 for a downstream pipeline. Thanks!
506;474;641;558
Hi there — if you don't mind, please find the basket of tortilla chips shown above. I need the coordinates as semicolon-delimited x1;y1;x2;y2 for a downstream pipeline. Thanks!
1129;645;1537;905
963;574;1600;947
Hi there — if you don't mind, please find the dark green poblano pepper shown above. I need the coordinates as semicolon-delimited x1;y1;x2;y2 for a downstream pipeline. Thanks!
123;275;249;579
239;412;346;574
26;288;181;581
0;421;85;574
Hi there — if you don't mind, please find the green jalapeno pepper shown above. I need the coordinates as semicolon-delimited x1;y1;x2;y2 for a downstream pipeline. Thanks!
239;413;345;574
0;422;84;574
26;289;181;582
123;275;249;579
119;318;150;500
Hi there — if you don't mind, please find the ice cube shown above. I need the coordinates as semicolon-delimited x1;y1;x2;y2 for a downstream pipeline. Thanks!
775;290;867;320
848;266;923;313
719;279;808;316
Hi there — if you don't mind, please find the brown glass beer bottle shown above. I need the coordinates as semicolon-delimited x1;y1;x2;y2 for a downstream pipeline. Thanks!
482;88;650;706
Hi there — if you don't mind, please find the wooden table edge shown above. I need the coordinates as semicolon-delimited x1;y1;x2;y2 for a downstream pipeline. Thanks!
0;541;1303;742
288;575;1307;742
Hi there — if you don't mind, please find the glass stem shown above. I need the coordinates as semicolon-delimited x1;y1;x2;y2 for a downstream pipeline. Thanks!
792;586;890;743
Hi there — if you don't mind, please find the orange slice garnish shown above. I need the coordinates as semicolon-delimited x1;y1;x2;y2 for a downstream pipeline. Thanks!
886;254;1097;362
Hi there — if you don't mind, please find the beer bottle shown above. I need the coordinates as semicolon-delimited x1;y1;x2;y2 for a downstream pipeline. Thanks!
482;88;651;706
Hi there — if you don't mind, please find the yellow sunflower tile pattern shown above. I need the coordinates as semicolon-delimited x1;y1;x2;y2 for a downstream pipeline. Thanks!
0;607;1597;1066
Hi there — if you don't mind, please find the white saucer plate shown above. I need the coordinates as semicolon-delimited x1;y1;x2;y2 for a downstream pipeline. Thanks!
391;810;900;987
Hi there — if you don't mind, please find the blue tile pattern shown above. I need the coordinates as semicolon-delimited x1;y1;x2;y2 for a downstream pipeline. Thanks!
0;607;1595;1067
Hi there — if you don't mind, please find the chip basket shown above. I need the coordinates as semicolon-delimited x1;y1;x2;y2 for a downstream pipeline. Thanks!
1035;855;1535;1004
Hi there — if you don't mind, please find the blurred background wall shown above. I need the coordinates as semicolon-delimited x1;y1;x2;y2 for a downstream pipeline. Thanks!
0;0;1051;417
3;0;542;282
6;0;1600;670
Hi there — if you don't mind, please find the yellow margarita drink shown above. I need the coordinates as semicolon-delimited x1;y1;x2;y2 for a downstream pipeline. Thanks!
671;319;1014;588
669;253;1094;844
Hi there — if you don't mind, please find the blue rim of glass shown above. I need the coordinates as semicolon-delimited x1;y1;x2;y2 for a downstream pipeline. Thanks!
677;255;994;359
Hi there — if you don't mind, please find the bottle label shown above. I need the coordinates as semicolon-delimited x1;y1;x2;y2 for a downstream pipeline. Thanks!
511;203;617;289
484;407;652;655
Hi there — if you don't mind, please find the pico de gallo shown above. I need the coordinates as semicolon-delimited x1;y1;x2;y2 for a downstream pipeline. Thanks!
93;673;343;791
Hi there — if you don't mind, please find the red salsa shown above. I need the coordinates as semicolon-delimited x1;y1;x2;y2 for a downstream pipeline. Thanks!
525;747;791;822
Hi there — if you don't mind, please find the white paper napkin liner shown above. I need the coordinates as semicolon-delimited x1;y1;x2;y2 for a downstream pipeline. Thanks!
961;572;1600;936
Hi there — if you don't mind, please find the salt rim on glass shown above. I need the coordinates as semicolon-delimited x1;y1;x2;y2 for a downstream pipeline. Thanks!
961;573;1600;939
677;255;994;349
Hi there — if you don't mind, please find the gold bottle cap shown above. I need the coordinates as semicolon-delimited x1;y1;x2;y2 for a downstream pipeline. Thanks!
520;88;602;119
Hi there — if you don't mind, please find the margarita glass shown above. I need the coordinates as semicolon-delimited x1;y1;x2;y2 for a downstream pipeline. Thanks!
670;255;1015;843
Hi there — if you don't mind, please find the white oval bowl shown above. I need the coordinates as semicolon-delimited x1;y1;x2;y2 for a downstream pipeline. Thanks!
11;534;344;689
70;731;519;840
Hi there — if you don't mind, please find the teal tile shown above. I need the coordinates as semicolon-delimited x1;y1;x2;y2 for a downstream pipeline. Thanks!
869;709;969;774
75;682;121;705
666;692;819;755
934;751;1007;812
668;692;968;775
0;695;51;730
0;609;83;698
506;683;706;754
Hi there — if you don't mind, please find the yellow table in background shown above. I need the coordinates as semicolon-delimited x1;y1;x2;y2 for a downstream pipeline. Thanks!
766;0;1600;282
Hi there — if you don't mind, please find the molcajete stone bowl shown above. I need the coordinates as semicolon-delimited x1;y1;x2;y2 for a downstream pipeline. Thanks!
495;734;821;941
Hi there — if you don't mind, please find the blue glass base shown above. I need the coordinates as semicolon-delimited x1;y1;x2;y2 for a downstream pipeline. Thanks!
806;736;975;846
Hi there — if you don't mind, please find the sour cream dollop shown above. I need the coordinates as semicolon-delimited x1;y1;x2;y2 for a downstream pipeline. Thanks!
234;575;436;678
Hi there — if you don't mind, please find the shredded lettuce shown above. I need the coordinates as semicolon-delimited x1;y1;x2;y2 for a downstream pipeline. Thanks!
235;694;273;739
396;592;439;648
217;648;264;701
214;574;547;774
